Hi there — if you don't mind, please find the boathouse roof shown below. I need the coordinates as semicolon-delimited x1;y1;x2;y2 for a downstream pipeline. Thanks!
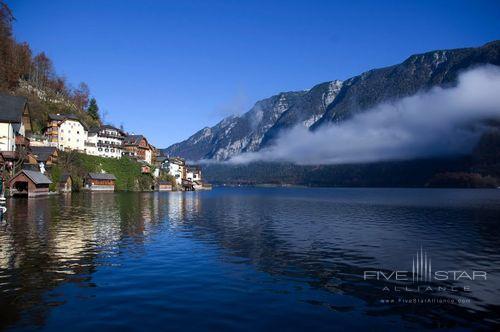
87;172;117;180
15;170;52;185
59;173;72;183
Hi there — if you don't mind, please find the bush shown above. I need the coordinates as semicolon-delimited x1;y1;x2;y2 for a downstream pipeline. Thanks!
49;164;62;192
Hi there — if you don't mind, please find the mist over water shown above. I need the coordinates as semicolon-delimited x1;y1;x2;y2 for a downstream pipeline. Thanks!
229;65;500;165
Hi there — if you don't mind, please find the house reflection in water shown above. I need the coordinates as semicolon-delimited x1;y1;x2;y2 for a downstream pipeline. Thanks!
0;192;202;329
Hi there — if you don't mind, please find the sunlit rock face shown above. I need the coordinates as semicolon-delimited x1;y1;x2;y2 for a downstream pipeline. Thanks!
163;41;500;161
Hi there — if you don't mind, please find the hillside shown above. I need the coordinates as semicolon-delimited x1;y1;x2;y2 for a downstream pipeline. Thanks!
51;151;154;191
0;2;101;133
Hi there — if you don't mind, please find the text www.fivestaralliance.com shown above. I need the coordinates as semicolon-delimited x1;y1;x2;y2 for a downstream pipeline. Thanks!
380;298;471;304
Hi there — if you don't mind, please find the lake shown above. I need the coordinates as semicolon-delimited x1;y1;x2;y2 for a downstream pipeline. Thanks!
1;188;499;331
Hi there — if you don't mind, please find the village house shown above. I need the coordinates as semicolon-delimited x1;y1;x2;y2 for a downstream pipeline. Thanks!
0;151;17;172
58;173;72;193
9;169;52;197
157;180;173;191
27;146;58;167
28;133;51;147
186;166;202;182
186;166;204;190
84;172;116;191
0;93;32;153
182;178;195;191
165;157;186;186
122;135;154;164
156;155;168;167
45;114;88;152
85;125;125;159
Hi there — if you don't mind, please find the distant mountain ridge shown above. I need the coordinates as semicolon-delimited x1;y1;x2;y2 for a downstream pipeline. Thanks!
163;41;500;161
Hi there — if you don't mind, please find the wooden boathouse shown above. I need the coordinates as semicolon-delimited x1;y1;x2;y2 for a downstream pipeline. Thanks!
8;169;52;197
84;172;116;192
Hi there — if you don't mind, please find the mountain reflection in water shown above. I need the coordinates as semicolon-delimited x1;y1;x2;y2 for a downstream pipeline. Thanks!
0;188;499;331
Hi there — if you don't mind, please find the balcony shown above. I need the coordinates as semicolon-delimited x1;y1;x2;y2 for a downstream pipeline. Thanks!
15;135;29;146
98;132;125;139
97;142;122;148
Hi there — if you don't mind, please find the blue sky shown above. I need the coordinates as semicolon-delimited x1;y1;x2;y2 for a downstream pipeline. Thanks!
9;0;500;148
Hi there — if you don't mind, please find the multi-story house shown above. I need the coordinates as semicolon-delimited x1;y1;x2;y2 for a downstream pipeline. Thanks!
165;157;186;186
186;166;202;183
85;125;125;159
123;135;154;164
0;93;32;152
45;114;88;152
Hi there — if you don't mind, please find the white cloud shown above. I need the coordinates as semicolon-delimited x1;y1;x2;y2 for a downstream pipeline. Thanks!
228;65;500;165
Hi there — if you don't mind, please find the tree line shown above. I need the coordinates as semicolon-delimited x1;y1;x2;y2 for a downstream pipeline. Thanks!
0;1;101;132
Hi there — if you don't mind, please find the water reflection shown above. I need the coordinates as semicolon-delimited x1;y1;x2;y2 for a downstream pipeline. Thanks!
0;188;499;330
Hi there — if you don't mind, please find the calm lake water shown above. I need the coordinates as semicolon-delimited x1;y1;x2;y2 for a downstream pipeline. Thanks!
0;188;499;331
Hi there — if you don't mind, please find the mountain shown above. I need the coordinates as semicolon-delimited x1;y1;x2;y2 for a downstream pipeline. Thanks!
164;81;343;161
313;40;500;129
163;41;500;161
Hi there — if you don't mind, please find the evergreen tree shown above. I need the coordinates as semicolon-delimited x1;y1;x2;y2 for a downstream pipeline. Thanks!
87;97;100;121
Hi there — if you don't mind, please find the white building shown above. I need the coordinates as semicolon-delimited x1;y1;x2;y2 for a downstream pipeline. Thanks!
45;114;88;152
85;125;125;159
0;94;31;152
165;157;186;185
186;166;202;183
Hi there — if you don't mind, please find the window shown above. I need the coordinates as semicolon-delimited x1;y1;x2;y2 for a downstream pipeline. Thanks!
77;131;80;134
111;149;115;153
61;129;64;133
98;148;102;151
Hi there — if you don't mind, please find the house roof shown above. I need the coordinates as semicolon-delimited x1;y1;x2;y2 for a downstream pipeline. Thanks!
48;113;88;130
123;135;145;146
0;93;28;123
48;113;79;121
0;151;18;160
168;157;185;165
101;124;125;135
87;172;117;180
59;173;71;182
156;156;168;163
30;146;57;162
187;166;201;172
12;169;52;185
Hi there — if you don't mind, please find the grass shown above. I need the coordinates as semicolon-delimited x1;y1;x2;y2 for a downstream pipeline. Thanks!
55;151;154;191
